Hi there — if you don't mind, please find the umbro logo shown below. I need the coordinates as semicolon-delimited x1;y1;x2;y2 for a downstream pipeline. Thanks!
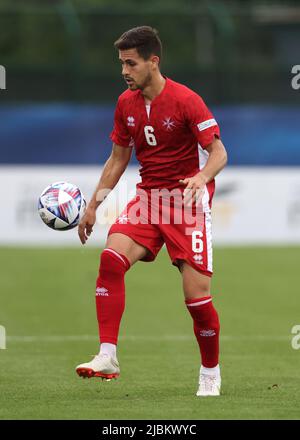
199;329;216;337
96;287;109;296
127;116;135;127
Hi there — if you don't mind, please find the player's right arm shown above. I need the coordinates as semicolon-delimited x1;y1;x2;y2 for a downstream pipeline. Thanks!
78;143;132;244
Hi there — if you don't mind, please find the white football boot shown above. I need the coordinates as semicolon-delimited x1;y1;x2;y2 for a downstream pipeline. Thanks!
76;354;120;380
196;366;221;397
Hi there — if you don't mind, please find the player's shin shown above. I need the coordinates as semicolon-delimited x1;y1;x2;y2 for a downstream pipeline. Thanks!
95;248;130;357
185;296;220;368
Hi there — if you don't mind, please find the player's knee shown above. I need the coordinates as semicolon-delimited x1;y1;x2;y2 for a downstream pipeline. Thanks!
183;279;210;299
99;248;130;277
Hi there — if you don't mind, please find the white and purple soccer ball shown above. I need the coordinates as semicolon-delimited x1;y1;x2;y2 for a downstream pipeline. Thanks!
38;181;86;230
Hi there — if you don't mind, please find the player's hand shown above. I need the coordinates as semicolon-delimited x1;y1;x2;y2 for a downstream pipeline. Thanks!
78;207;96;244
179;173;208;207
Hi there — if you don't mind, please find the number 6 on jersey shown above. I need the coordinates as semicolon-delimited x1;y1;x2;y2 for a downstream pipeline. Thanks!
144;125;157;146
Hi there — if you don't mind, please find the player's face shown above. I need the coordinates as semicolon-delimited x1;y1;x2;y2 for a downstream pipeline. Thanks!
119;48;154;91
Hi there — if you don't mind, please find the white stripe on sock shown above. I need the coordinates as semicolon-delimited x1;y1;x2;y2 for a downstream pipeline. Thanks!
103;248;127;266
186;298;212;307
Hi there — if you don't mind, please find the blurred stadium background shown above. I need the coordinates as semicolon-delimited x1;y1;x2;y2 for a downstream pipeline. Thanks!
0;0;300;420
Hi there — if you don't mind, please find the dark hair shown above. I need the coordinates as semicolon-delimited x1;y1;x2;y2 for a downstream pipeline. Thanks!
114;26;162;62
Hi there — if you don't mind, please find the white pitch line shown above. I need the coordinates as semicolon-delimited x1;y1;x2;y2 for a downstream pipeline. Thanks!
5;335;291;343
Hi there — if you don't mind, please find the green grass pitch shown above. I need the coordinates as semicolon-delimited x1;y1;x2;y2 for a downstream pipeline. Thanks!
0;246;300;420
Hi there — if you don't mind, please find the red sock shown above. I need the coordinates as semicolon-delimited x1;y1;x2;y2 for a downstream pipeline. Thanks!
185;296;220;368
95;248;130;345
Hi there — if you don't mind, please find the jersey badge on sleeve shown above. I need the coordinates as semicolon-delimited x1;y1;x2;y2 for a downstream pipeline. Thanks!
197;119;217;131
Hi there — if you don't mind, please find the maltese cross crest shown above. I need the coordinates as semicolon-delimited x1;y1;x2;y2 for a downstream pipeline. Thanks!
162;117;176;131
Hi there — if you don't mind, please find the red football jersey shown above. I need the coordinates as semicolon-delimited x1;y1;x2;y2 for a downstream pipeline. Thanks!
110;77;220;191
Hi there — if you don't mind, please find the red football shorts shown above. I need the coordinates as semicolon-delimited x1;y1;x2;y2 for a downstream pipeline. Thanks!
108;187;214;277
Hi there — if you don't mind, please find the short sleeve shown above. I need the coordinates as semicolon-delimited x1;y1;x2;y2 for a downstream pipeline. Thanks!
185;93;220;148
110;98;132;148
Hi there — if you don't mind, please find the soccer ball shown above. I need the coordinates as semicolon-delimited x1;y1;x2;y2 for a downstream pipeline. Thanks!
38;181;86;230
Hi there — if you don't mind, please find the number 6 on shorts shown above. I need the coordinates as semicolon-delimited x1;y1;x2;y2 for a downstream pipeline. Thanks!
192;231;203;253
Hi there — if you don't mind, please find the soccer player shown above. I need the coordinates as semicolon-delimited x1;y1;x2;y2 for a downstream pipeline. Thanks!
76;26;227;396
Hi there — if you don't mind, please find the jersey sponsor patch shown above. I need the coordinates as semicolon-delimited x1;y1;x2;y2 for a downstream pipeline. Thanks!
197;118;217;131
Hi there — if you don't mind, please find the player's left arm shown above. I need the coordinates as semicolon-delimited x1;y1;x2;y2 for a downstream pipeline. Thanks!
180;93;228;203
180;136;227;202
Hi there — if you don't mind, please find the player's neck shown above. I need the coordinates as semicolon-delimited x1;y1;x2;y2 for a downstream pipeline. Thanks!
142;73;166;105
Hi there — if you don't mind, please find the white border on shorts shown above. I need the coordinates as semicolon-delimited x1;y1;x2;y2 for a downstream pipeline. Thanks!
198;144;213;272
